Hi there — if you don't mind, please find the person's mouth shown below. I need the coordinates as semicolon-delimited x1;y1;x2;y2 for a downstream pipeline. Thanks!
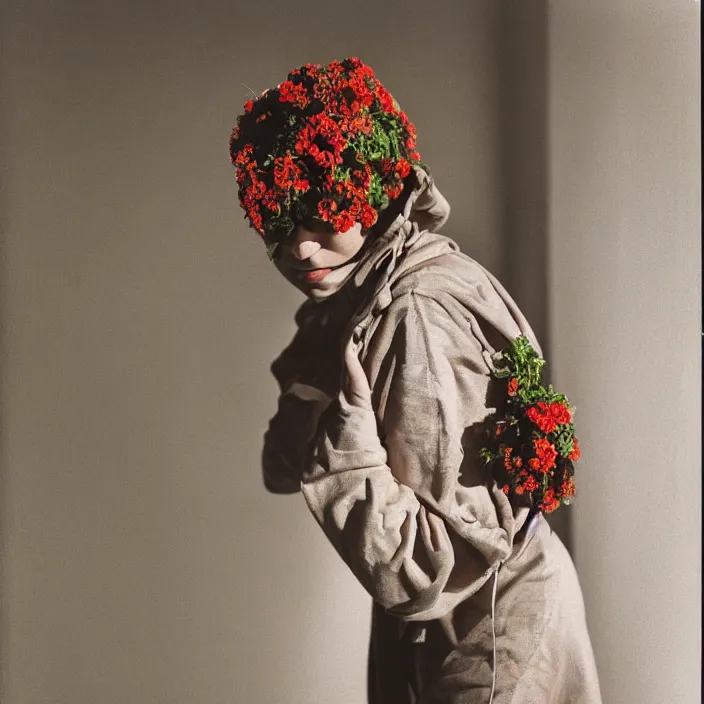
294;261;350;283
298;266;334;283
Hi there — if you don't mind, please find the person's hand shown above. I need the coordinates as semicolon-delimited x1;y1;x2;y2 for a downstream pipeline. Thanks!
342;341;373;411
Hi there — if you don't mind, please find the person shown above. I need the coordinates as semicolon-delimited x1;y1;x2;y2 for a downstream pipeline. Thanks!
229;57;602;704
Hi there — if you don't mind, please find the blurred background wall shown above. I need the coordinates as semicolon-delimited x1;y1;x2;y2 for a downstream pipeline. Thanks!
0;1;699;703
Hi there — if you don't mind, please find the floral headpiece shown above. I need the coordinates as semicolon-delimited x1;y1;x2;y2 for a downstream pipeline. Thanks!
228;57;424;260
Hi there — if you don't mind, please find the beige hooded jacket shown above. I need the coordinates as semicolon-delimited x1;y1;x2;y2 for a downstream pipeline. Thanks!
262;168;602;703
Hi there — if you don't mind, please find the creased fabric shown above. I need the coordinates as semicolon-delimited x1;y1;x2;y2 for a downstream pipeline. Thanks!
261;168;602;703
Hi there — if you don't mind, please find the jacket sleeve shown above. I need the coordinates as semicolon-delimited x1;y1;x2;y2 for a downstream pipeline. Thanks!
300;291;529;620
262;303;337;494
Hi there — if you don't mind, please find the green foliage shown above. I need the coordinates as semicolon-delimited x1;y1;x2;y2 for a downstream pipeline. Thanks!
265;241;280;261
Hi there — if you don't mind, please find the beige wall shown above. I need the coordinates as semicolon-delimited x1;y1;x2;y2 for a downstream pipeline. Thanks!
0;2;507;702
547;2;701;703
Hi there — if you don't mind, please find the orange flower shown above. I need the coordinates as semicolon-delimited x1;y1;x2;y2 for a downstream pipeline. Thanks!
526;402;554;433
273;154;302;189
550;402;572;426
331;212;355;233
540;488;561;513
533;438;558;473
526;402;572;434
278;80;310;109
523;475;539;493
503;447;513;471
569;437;581;462
560;478;576;498
507;378;518;397
395;159;412;178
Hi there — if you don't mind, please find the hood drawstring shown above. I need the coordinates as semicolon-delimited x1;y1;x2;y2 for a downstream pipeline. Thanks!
489;562;502;704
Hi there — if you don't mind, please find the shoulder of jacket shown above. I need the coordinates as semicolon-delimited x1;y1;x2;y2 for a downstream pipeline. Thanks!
388;248;499;309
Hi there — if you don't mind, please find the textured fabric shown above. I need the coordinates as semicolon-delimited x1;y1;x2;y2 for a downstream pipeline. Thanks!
262;168;602;702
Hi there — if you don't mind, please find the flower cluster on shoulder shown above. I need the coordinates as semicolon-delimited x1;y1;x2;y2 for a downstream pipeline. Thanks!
479;336;580;514
229;57;424;260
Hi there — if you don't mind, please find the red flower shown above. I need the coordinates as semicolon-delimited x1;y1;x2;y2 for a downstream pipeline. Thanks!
331;212;356;233
294;125;316;155
526;401;572;435
560;478;576;499
250;207;263;233
234;144;254;167
384;181;404;199
262;191;281;212
317;198;338;220
532;438;558;473
568;437;581;461
359;203;378;229
503;447;513;471
278;80;310;109
502;484;510;495
273;154;302;189
523;475;539;493
539;488;561;513
395;159;411;178
507;378;519;397
526;402;555;433
243;99;255;113
379;158;393;176
377;86;395;113
550;403;572;426
314;149;339;169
